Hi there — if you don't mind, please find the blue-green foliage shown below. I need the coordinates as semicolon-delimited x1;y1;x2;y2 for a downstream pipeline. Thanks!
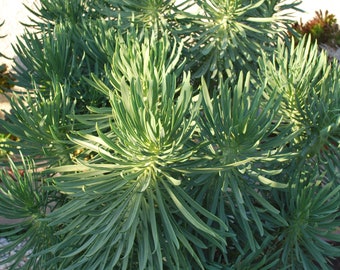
0;1;339;269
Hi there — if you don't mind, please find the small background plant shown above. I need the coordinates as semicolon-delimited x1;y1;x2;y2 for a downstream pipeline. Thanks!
0;64;15;93
0;19;15;158
0;20;15;93
292;9;340;47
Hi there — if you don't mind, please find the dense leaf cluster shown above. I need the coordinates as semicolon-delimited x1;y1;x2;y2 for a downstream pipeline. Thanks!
0;0;339;269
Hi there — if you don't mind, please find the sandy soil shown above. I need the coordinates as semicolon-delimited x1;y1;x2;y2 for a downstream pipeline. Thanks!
0;0;40;69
